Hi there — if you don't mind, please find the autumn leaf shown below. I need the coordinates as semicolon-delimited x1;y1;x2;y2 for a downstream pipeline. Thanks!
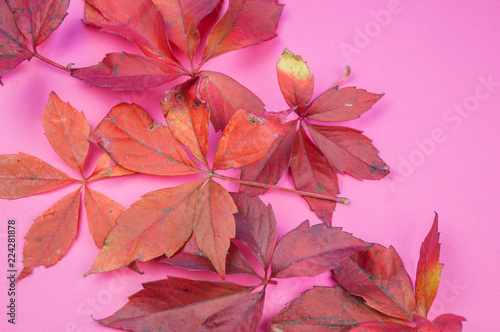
271;220;372;278
97;276;252;331
415;213;443;317
87;152;135;181
432;313;466;331
18;187;81;280
349;321;417;332
202;0;284;62
332;244;416;320
0;153;76;199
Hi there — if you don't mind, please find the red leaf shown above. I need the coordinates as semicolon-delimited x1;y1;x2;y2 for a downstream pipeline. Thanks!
239;119;295;196
0;153;75;199
413;314;441;332
271;220;372;278
290;126;339;226
83;0;178;63
415;213;444;317
152;0;220;59
202;0;284;62
213;109;286;170
200;290;265;332
277;48;314;109
198;71;265;132
86;179;204;275
0;0;32;83
432;314;466;332
332;244;416;320
83;187;125;248
6;0;69;48
162;79;210;166
193;179;237;278
270;286;401;331
71;52;182;90
90;103;198;176
88;152;135;181
349;322;417;332
40;92;90;175
307;123;389;180
232;192;277;270
18;187;81;280
97;276;252;331
305;87;384;122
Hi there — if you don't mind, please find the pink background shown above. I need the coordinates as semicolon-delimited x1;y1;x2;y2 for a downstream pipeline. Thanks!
1;0;499;331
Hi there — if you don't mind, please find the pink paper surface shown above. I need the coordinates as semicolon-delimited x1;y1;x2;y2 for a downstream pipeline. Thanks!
1;0;499;331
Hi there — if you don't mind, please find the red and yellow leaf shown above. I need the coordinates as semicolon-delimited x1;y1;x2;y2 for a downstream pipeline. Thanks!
332;244;416;320
40;92;90;174
198;71;265;132
88;152;135;181
290;126;339;226
90;103;198;176
213;109;286;170
305;87;384;122
83;187;125;248
97;276;252;331
202;0;283;61
415;214;444;317
277;48;314;109
86;179;204;275
18;187;81;280
0;153;76;199
271;220;372;278
193;179;237;278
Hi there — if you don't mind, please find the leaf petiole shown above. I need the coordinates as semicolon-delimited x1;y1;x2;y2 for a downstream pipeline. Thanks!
31;52;71;73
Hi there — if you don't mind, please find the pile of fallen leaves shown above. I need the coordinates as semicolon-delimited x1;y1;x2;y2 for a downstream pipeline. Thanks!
0;0;465;331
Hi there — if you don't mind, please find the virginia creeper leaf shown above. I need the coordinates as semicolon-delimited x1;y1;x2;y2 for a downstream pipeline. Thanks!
270;286;401;331
231;192;277;270
349;322;417;332
97;276;252;331
198;71;266;132
83;186;125;248
332;244;416;320
0;153;75;199
202;0;284;61
83;0;178;63
71;52;182;90
40;92;90;175
277;48;314;109
162;79;210;165
88;152;135;181
415;213;443;318
193;179;237;278
290;126;339;226
213;109;286;170
305;87;384;122
200;290;265;332
271;220;372;278
18;187;81;280
6;0;69;48
86;179;204;275
432;314;466;331
307;123;389;180
90;103;198;176
152;0;220;59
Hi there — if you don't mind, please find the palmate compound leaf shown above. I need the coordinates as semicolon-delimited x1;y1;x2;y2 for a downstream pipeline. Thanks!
98;276;253;331
18;187;81;280
271;220;372;278
332;244;417;321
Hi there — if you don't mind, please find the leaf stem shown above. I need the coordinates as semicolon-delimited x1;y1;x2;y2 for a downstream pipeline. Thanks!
330;66;351;89
32;52;71;73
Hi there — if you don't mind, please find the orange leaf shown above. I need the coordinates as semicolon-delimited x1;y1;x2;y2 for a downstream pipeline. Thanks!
18;187;81;280
415;213;444;317
213;110;286;170
193;179;237;278
198;71;265;132
90;103;198;176
202;0;284;62
84;187;125;248
86;179;204;275
0;153;76;199
88;152;135;181
277;49;314;109
40;92;90;175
